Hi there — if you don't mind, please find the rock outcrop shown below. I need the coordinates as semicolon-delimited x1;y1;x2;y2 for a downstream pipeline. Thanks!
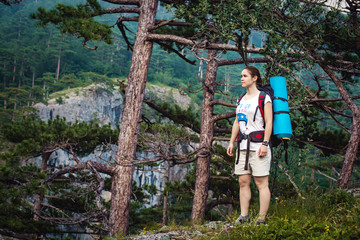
35;84;124;128
33;82;194;206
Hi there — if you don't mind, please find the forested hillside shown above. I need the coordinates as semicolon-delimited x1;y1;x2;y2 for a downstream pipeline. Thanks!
0;0;275;124
0;0;359;239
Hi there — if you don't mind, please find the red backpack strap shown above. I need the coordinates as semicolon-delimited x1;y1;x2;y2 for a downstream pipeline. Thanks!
258;91;266;119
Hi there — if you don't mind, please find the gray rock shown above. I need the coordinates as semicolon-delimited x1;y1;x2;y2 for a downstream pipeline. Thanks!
127;230;204;240
35;84;124;128
32;82;196;207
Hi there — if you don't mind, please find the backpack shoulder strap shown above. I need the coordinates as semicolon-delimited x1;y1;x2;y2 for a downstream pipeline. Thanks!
258;90;266;119
237;93;246;106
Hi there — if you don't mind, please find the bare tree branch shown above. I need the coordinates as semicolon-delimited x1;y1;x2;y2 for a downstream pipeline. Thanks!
212;112;236;123
143;99;201;133
278;163;303;198
102;0;139;5
153;40;196;65
45;161;114;185
317;170;337;182
0;0;24;5
116;18;134;51
147;33;262;52
101;6;140;14
296;139;345;153
149;19;192;31
209;100;236;107
0;230;34;240
309;94;360;103
82;40;98;51
218;57;297;66
289;73;351;133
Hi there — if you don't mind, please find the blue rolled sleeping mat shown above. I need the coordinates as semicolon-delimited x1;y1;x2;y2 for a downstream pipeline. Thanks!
270;76;292;141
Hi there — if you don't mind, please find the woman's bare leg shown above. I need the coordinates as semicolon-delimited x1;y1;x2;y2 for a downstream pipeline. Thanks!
254;176;271;219
239;174;252;216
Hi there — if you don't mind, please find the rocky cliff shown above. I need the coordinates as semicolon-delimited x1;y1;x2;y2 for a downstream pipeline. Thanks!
34;82;194;206
36;84;124;128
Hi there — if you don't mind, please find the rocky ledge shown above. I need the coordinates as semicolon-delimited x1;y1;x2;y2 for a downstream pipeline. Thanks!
126;221;233;240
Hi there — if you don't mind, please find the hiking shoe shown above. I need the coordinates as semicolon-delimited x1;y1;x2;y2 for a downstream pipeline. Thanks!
255;218;266;225
234;215;249;226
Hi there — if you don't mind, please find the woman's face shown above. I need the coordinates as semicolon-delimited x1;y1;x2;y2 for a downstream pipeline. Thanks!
241;69;257;88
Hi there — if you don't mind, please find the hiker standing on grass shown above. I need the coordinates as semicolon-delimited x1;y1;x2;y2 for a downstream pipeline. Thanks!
227;66;273;226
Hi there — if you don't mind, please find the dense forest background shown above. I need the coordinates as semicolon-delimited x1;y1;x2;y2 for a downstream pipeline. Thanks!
0;0;359;239
0;0;273;122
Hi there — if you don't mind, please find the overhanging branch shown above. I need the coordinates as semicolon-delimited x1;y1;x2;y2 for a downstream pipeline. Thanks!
209;100;236;107
143;99;201;133
45;161;114;185
211;112;236;123
154;40;196;65
101;6;140;14
218;57;298;66
147;33;262;52
102;0;140;6
309;94;360;103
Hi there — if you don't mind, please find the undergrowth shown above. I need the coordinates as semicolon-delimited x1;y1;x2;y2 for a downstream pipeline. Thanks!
199;189;360;240
114;189;359;240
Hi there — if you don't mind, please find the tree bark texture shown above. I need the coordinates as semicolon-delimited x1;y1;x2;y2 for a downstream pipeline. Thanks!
56;47;61;82
109;0;158;236
316;60;360;188
338;116;360;188
191;49;218;223
162;162;170;225
3;63;6;88
147;33;262;53
34;152;52;221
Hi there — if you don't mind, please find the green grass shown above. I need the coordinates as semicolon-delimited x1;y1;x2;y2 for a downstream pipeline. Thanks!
198;189;360;240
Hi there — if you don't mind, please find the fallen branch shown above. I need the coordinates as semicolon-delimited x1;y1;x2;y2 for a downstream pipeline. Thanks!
317;170;337;182
278;163;303;198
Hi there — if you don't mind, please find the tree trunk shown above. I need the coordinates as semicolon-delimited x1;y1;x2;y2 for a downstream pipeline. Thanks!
12;59;16;82
34;152;52;221
32;71;35;88
315;59;360;188
162;161;170;225
3;63;6;88
18;73;21;88
191;49;218;223
56;47;61;82
108;0;158;236
338;116;360;188
12;101;16;121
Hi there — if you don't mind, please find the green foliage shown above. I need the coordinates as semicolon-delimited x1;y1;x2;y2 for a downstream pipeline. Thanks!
1;115;119;158
0;163;57;235
312;128;350;156
200;190;360;240
0;115;120;236
129;182;163;234
30;0;112;45
56;96;64;104
159;102;201;133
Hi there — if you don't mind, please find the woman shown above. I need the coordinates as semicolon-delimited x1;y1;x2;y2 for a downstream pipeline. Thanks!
227;66;273;225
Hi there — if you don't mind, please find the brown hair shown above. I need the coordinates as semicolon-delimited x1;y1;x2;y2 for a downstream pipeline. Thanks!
244;66;263;87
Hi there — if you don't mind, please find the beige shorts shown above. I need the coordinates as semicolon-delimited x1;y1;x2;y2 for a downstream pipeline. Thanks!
234;149;271;176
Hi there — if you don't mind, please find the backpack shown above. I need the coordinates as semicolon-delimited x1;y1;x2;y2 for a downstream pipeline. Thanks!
236;84;290;163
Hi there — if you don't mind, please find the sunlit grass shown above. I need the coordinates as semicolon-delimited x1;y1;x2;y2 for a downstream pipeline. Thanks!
198;190;360;240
